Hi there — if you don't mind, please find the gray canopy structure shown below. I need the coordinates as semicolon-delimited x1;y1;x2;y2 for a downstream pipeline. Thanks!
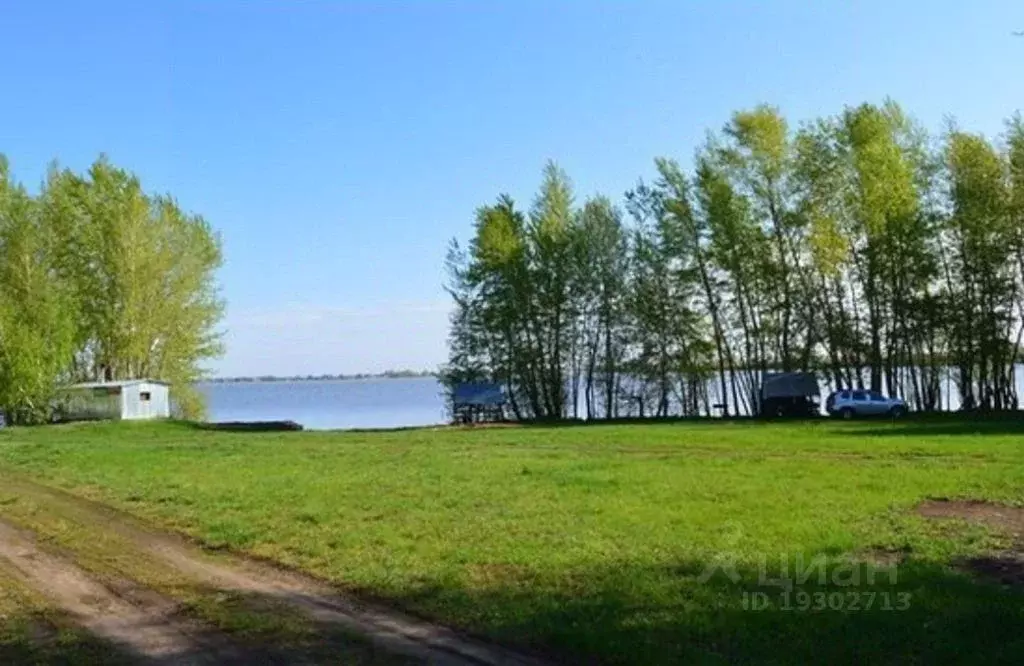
452;382;506;424
759;372;821;417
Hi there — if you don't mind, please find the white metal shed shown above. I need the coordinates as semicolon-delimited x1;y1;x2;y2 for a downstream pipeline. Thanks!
61;380;171;421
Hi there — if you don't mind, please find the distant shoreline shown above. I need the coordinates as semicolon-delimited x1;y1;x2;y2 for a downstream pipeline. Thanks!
203;371;436;384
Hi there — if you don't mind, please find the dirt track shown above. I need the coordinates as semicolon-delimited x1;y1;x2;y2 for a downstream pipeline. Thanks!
0;474;550;665
0;520;241;664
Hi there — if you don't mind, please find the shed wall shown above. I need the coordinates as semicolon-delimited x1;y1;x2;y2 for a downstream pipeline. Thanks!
62;388;122;421
121;382;170;420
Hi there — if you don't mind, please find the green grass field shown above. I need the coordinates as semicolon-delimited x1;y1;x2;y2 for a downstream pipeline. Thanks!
2;418;1024;664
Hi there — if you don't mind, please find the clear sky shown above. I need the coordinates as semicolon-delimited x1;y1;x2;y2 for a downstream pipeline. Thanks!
2;1;1022;376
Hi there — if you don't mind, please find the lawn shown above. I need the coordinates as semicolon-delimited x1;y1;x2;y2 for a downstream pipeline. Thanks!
1;418;1023;664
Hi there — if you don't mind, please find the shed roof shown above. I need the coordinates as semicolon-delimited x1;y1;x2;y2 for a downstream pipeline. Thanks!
453;382;506;406
66;379;170;390
760;372;820;398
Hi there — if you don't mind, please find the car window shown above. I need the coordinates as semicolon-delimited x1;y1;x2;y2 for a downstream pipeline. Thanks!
870;391;886;401
851;391;867;401
840;391;850;400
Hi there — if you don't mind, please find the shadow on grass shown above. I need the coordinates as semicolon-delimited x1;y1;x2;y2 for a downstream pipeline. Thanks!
0;591;420;665
838;412;1024;437
5;556;1023;665
0;609;135;666
170;585;422;665
174;411;1024;437
516;415;767;429
511;412;1024;434
379;557;1024;665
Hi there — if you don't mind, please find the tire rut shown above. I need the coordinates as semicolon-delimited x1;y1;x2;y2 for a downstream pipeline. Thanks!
0;474;553;666
0;520;246;665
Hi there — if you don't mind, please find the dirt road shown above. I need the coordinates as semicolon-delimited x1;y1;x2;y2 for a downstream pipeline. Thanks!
0;473;550;665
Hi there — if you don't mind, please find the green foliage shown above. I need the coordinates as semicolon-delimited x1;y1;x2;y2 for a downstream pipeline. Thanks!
0;159;79;424
0;155;224;422
447;101;1024;416
444;164;587;419
941;130;1018;409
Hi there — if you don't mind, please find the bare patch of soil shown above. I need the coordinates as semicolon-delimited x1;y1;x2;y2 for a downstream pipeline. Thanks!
917;499;1024;538
917;499;1024;589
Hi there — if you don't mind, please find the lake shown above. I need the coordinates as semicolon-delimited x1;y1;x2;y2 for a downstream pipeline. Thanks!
199;367;1024;430
197;377;447;430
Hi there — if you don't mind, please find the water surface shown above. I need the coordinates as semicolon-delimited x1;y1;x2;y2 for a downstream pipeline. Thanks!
198;377;446;430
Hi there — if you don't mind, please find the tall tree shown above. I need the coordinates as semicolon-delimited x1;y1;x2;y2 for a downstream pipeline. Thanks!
715;106;807;371
528;162;578;418
575;196;628;418
41;157;224;418
0;157;79;423
942;129;1016;409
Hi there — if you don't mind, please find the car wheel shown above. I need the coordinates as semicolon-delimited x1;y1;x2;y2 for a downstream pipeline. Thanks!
840;407;855;420
890;406;907;418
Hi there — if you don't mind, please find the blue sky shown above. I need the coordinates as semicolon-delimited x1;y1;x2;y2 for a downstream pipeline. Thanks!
2;1;1022;376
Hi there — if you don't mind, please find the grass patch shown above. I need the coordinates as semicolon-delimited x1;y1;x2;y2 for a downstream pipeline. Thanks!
1;418;1024;663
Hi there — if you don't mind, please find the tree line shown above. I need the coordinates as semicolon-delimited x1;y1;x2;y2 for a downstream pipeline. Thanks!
442;101;1024;419
0;156;223;423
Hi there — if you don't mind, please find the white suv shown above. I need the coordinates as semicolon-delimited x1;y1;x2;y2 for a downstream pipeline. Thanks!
826;390;907;418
